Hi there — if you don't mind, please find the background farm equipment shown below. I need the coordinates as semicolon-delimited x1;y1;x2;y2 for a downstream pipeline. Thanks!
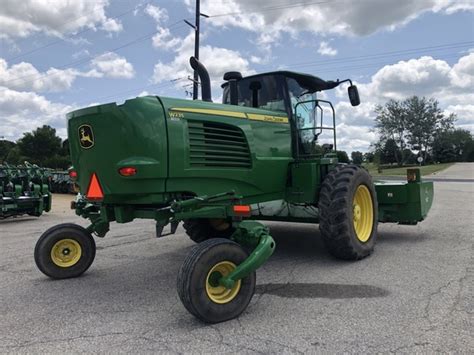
49;171;79;194
0;162;51;218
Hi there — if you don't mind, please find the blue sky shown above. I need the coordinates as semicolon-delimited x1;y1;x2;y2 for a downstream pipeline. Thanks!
1;0;473;152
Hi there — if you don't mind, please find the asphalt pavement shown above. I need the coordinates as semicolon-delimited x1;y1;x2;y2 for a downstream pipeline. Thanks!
1;163;473;353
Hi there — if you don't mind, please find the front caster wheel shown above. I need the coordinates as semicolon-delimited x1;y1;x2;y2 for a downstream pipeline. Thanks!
177;238;256;323
34;223;96;279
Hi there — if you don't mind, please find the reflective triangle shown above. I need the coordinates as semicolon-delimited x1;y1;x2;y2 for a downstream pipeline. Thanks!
87;173;103;200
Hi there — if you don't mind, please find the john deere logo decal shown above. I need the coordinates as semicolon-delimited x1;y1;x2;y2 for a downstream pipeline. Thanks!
79;125;94;149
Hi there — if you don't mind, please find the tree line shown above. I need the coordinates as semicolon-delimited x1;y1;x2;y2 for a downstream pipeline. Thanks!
0;125;71;169
366;96;473;165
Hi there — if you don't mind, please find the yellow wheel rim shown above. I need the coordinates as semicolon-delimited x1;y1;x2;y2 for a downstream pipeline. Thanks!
352;185;374;243
206;261;241;304
50;239;82;268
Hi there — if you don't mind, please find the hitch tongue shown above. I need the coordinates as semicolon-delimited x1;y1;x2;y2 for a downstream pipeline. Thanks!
219;221;276;289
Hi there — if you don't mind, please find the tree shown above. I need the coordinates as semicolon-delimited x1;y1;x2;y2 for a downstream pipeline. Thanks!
404;96;455;162
374;99;407;166
351;151;363;165
463;140;474;162
336;150;350;163
380;139;399;165
364;152;375;163
0;140;16;163
432;129;473;163
17;125;62;166
402;149;417;164
374;96;456;165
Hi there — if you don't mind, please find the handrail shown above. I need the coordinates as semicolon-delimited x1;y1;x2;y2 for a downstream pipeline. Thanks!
293;99;336;159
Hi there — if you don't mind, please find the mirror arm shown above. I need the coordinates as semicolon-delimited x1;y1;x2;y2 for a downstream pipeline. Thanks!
337;78;353;86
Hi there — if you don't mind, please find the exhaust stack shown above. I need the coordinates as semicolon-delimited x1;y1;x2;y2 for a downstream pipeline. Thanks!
190;57;212;102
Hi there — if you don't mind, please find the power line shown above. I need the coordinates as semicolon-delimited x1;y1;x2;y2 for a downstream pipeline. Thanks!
206;0;336;18
277;41;474;70
73;77;187;107
37;77;187;121
296;53;463;76
6;3;153;62
3;21;187;87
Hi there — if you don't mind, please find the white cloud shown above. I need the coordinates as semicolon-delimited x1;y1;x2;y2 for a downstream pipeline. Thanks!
450;52;474;89
0;86;73;140
0;0;122;39
151;28;182;50
152;32;254;98
335;124;378;152
144;4;169;24
101;18;123;33
144;4;182;51
318;41;337;56
189;0;473;48
332;54;474;152
362;56;452;101
90;53;135;79
0;58;78;92
250;56;264;64
72;49;91;60
0;54;135;93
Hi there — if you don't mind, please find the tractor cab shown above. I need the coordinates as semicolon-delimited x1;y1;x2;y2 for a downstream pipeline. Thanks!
221;70;360;157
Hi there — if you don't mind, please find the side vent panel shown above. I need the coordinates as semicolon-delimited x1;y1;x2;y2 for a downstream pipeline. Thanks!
187;121;252;168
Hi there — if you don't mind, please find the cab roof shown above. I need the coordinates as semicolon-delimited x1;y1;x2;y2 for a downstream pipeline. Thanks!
223;71;340;93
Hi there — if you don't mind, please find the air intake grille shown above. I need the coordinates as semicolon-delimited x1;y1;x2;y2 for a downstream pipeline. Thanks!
188;121;251;168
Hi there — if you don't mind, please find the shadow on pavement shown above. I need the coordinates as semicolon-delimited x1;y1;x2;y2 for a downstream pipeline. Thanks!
0;216;39;224
255;282;389;299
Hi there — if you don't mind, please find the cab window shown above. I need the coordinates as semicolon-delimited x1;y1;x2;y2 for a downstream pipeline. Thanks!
223;75;286;113
287;78;318;155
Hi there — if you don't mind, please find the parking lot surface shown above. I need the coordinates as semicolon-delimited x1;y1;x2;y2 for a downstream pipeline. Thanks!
1;163;473;353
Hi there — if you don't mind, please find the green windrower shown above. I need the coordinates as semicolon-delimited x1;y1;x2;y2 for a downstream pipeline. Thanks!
34;57;433;323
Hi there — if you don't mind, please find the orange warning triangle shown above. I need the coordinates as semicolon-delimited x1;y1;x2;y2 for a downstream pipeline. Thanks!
87;173;104;200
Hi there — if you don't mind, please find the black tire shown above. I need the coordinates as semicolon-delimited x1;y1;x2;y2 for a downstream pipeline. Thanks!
183;218;234;243
319;165;378;260
177;238;256;323
34;223;96;279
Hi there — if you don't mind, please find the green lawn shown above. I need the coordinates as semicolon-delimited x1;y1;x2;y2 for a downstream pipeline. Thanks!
364;162;454;176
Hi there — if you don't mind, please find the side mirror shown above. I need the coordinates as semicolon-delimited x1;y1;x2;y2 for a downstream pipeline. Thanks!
348;85;360;106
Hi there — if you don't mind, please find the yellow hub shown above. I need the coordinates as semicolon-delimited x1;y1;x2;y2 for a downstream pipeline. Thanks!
50;239;82;268
352;185;374;243
206;261;241;304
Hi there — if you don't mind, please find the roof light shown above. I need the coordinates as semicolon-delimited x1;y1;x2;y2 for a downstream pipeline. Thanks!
86;173;104;201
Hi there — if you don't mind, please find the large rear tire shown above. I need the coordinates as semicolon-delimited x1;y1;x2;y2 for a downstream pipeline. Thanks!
177;238;256;323
183;218;234;243
319;165;378;260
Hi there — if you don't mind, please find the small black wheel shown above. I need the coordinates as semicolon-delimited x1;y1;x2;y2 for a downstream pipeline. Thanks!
319;165;378;260
183;218;234;243
34;223;96;279
177;238;256;323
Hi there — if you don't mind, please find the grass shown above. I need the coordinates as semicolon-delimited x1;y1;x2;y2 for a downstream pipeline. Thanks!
363;162;454;176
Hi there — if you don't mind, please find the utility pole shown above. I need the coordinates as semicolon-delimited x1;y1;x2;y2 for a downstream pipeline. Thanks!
193;0;200;100
184;0;208;100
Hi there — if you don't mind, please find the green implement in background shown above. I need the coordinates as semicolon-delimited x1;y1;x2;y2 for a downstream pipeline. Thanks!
0;162;51;218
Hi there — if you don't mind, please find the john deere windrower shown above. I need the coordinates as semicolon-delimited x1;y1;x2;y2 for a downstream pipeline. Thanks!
34;57;433;323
